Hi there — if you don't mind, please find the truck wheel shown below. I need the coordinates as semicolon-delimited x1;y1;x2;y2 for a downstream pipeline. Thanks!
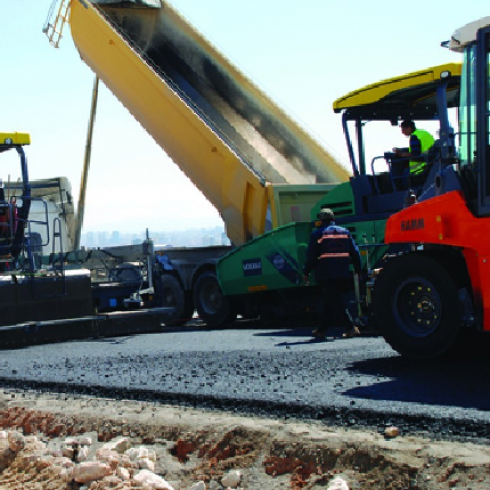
193;271;237;328
160;275;194;326
373;254;461;359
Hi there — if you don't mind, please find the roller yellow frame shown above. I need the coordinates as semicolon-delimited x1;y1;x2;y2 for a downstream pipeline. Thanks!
0;133;31;146
334;63;462;112
68;1;349;246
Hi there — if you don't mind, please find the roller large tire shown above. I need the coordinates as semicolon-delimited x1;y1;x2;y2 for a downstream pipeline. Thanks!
160;275;194;327
193;271;237;328
373;254;461;359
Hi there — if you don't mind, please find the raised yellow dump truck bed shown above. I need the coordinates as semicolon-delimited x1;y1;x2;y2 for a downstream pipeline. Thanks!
69;0;349;245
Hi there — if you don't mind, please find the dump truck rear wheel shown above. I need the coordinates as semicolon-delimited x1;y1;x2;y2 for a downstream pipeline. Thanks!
193;271;237;328
373;254;461;359
159;275;194;327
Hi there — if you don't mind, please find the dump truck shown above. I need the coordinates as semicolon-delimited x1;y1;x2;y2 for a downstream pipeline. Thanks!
44;0;350;327
39;0;462;332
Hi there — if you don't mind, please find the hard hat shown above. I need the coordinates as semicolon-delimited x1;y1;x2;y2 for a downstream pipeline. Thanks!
317;208;334;221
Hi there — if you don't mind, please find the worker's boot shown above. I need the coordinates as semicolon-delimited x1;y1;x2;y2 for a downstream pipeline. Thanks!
342;326;360;338
312;329;326;340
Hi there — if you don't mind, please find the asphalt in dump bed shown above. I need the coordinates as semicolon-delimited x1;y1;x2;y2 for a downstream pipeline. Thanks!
0;326;490;444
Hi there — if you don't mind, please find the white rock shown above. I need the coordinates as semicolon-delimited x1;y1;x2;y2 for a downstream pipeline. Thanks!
95;447;116;460
65;436;92;446
8;431;25;453
221;470;242;488
208;481;220;490
116;466;131;481
125;447;139;462
19;451;45;464
119;453;137;469
62;446;74;459
0;431;7;440
189;481;206;490
103;437;131;454
26;437;46;454
134;469;175;489
326;477;350;490
147;448;157;463
75;446;90;462
95;447;120;470
53;457;75;469
125;445;156;463
49;447;64;458
80;436;93;446
60;466;75;482
139;457;155;471
384;426;400;438
61;445;74;459
102;475;125;487
73;461;112;483
48;464;64;476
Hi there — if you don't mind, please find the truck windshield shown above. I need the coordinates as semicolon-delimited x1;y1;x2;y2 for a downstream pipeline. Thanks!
483;32;490;203
458;43;477;171
461;30;490;213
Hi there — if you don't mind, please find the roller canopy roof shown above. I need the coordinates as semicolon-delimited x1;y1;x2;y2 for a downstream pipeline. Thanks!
91;0;161;6
333;63;461;121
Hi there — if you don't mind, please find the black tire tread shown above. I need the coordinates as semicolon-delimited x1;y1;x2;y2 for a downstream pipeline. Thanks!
373;254;461;359
193;271;237;328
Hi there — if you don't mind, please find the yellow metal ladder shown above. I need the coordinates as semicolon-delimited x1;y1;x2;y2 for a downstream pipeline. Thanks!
43;0;71;48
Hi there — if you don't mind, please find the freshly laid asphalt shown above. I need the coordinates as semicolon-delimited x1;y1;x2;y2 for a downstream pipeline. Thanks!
1;325;490;442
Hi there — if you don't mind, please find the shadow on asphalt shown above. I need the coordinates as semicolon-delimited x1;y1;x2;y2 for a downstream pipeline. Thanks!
345;350;490;411
254;326;331;347
253;326;379;347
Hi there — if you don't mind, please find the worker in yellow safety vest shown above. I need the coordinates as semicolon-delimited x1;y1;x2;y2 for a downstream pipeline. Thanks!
393;120;435;176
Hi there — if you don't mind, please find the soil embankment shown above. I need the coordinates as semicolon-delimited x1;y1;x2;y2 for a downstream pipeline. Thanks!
0;391;488;489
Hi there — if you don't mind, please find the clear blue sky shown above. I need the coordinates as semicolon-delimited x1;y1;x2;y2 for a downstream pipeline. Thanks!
2;1;489;233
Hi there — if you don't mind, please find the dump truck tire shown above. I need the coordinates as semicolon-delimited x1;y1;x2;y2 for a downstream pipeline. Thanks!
373;254;461;359
193;271;237;328
160;275;194;327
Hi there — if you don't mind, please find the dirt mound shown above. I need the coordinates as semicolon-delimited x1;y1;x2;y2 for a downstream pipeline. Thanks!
0;391;489;489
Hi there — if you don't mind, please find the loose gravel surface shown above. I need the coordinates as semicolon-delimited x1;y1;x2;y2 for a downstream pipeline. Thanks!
0;326;489;488
0;326;489;439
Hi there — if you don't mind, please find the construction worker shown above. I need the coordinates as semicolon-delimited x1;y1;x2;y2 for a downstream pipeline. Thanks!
303;208;362;340
393;120;435;180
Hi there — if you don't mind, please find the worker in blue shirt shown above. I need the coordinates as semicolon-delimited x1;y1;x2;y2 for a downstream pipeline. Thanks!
303;208;362;340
